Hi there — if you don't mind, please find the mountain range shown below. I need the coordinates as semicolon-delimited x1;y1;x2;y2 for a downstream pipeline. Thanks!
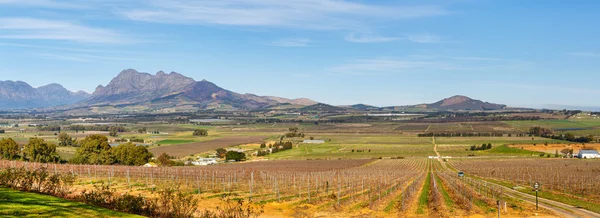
0;69;511;112
0;81;89;109
79;69;317;110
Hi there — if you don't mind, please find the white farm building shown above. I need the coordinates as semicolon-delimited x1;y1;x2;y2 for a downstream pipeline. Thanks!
577;150;600;159
302;140;325;144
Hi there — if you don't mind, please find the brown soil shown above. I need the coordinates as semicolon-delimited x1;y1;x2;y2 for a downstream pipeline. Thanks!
149;136;266;158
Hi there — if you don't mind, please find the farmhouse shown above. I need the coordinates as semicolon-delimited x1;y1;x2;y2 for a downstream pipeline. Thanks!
302;140;325;144
577;150;600;159
143;163;157;167
189;158;219;166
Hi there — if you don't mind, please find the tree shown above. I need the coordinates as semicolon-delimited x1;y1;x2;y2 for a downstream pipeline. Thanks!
193;129;208;136
0;138;19;160
0;129;5;134
565;133;576;141
225;151;246;161
310;137;314;140
58;132;74;146
72;135;114;165
112;142;153;166
487;143;492;149
260;143;266;148
109;127;118;137
560;148;572;157
137;127;147;134
554;150;559;158
24;137;60;163
157;152;172;166
216;148;227;158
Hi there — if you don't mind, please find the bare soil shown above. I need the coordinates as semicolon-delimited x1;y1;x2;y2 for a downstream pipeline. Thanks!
149;136;266;158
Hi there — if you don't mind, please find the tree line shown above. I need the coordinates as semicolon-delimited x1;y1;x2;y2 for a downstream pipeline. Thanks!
0;137;60;163
71;135;153;166
469;143;493;151
0;135;153;166
418;132;505;137
257;141;293;156
529;127;597;143
38;125;129;133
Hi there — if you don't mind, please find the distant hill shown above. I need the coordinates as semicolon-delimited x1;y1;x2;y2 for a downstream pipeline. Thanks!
379;95;507;112
348;104;380;111
0;81;89;109
300;103;347;112
425;95;506;111
81;69;318;110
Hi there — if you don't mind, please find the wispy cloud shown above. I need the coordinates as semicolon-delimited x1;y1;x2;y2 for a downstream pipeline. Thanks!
406;33;442;43
452;56;505;61
344;33;402;43
329;58;439;75
269;38;310;47
0;17;131;43
568;52;600;57
31;52;142;62
292;73;311;78
328;56;532;75
0;0;85;9
122;0;449;30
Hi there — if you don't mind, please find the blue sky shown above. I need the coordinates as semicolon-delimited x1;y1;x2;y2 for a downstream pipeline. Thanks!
0;0;599;109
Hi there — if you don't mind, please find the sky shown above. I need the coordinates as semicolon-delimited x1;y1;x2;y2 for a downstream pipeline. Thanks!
0;0;599;109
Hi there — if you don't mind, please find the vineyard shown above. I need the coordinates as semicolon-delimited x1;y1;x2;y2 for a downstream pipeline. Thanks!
451;159;600;207
0;158;553;217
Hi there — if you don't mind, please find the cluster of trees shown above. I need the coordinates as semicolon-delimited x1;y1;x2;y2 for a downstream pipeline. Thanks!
469;143;492;151
58;133;76;146
225;151;246;161
284;127;305;138
530;127;597;143
257;141;293;156
114;138;144;143
418;132;505;137
71;135;153;166
0;129;4;134
213;148;247;161
156;153;184;166
38;126;62;131
0;138;19;160
69;125;128;132
0;137;60;163
193;129;208;136
529;127;554;136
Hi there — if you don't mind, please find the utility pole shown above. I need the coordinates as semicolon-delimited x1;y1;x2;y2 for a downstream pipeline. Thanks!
534;182;540;210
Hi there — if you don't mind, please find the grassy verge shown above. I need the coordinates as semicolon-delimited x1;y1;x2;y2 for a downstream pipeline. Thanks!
434;173;454;212
0;187;140;218
416;172;431;214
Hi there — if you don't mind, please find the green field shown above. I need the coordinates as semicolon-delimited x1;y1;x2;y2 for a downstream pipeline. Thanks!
0;187;140;218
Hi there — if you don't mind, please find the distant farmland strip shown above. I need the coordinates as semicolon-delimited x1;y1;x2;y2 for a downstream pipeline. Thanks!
149;136;266;157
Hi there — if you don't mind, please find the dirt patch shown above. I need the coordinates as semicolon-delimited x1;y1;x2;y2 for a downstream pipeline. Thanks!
149;136;266;158
510;143;600;153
